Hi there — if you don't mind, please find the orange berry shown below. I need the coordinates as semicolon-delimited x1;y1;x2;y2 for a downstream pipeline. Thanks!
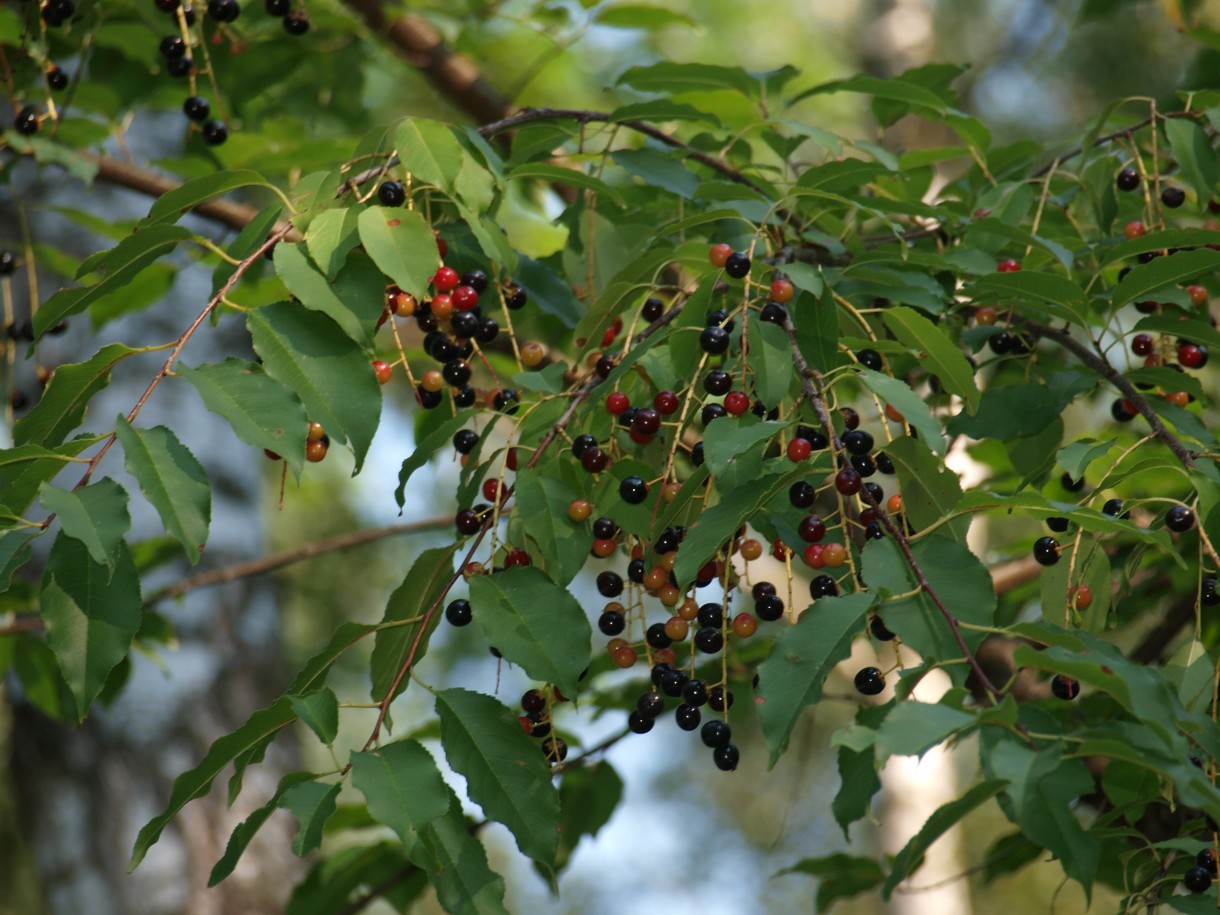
606;637;629;655
1188;284;1209;307
520;342;545;367
652;647;677;667
822;542;847;568
592;538;617;558
392;291;416;316
770;278;795;303
732;612;758;638
430;293;455;318
1124;220;1146;240
658;584;681;607
664;617;689;641
421;371;444;392
659;553;677;572
975;305;998;326
1071;584;1094;610
887;494;903;515
709;243;732;268
307;421;326;442
1166;391;1190;407
643;567;668;591
885;403;905;423
677;597;699;621
662;481;682;503
306;439;328;463
739;538;763;561
568;499;592;522
612;646;638;669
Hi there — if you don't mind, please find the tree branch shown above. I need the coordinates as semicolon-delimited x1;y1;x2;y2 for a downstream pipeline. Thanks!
339;0;510;125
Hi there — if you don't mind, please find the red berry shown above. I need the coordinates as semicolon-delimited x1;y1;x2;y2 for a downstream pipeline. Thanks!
723;391;750;415
802;543;824;568
1131;333;1154;356
504;548;531;567
482;478;502;502
372;360;392;384
654;390;679;414
601;325;619;348
433;266;460;291
835;467;862;495
769;278;795;303
996;258;1021;273
1179;343;1207;368
505;448;518;471
1124;220;1146;240
452;285;479;311
435;235;448;259
606;392;630;415
1188;284;1209;307
709;243;732;267
787;438;812;462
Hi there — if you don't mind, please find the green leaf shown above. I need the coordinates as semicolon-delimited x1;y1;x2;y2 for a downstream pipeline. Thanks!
273;242;372;345
858;370;946;453
357;206;439;300
702;419;787;479
617;61;771;98
598;3;696;28
131;696;297;868
0;438;99;518
756;592;874;766
610;149;700;198
511;361;567;394
212;204;283;297
288;689;339;746
350;739;451;862
875;701;976;762
397;119;464;194
1165;639;1215;714
394;410;478;508
1097;227;1220;266
947;382;1075;439
469;567;591;698
247;302;381;472
41;534;141;722
746;314;794;407
1112;248;1220;309
1056;437;1116;482
289;621;379;694
553;763;622;871
1165;117;1219;206
793;286;842;373
607;99;722;124
776;854;885;913
145;170;273;225
0;531;35;593
882;780;1007;898
881;306;979;412
281;781;341;856
34;227;193;337
508;163;626;207
304;207;361;278
14;343;142;448
1134;313;1220;352
114;418;210;564
179;359;308;476
208;771;318;885
39;478;130;570
436;687;561;865
968;271;1088;324
514;470;589;587
882;436;966;543
421;797;511;915
861;537;995;685
369;544;459;705
832;703;888;838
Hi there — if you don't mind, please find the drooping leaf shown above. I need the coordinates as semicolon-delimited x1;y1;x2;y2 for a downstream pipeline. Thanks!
114;418;210;564
881;306;979;412
208;771;318;885
776;853;886;913
247;302;382;472
756;592;874;766
436;687;561;865
288;689;339;746
420;796;511;915
553;763;623;871
131;697;297;868
357;206;439;300
369;544;459;705
41;533;141;721
144;170;273;225
350;739;451;862
858;369;946;453
882;780;1008;898
397;119;464;194
394;410;478;508
178;359;308;475
38;477;130;570
469;567;591;698
274;242;373;345
514;470;589;587
280;781;342;856
14;343;143;448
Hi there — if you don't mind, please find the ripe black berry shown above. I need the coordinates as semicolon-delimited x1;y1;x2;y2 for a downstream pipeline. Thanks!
627;558;645;583
454;386;476;408
1162;186;1186;209
1101;498;1123;517
703;369;732;395
843;429;874;455
183;96;210;122
598;610;625;636
694;627;724;654
699;326;730;355
1184;866;1212;894
713;743;740;771
541;737;568;762
1110;398;1137;422
759;302;787;325
592;517;617;540
870;615;896;641
445;598;472;627
442;359;472;387
708;686;734;712
521;689;545;714
645;623;672;649
706;309;735;331
160;35;188;58
453;429;479;454
207;0;241;21
202;120;229;146
1197;848;1218;877
809;575;838;599
854;667;885;696
681;679;708;707
15;106;39;136
856;349;883;371
266;0;290;13
47;68;69;91
0;253;14;275
378;181;406;207
636;691;665;718
506;287;528;310
1046;517;1070;533
461;270;489;293
1166;504;1196;532
1203;578;1220;607
875;452;895;474
283;12;310;34
755;594;784;621
1116;167;1140;191
724;252;751;278
476;317;500;343
675;704;701;730
596;571;624;598
659;668;688;697
696;602;723;628
1033;536;1061;566
1050;674;1080;700
701;720;731;748
619;476;648;505
641;297;664;321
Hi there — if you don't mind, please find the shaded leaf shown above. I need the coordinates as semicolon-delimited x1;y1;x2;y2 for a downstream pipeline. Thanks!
209;771;318;885
881;306;979;411
38;477;130;570
515;470;589;587
350;739;451;862
288;689;339;746
14;343;142;448
281;781;341;856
